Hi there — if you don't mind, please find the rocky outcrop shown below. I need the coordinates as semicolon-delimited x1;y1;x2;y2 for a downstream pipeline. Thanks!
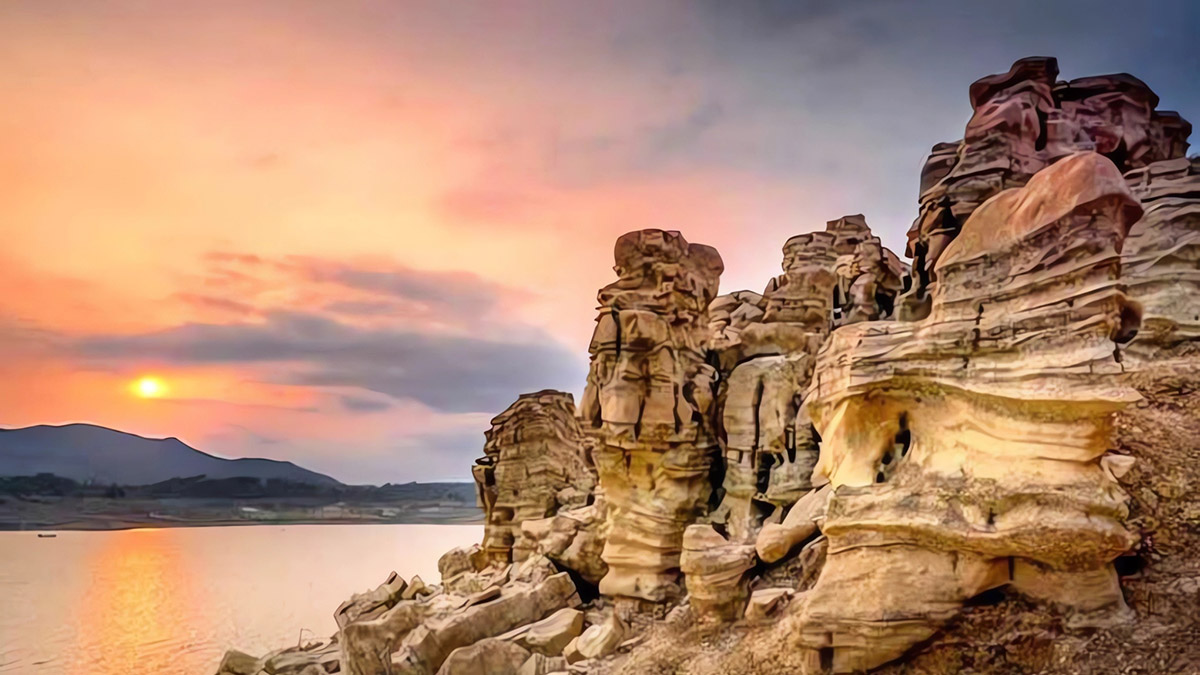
516;501;608;585
1123;156;1200;352
678;524;757;621
579;229;724;602
335;571;408;629
473;390;595;565
903;56;1190;319
710;216;904;546
220;55;1200;675
435;638;530;675
792;151;1143;672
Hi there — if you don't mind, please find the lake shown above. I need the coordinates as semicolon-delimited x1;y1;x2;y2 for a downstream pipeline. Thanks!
0;524;482;674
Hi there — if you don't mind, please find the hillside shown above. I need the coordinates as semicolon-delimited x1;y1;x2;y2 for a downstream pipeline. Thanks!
0;423;342;487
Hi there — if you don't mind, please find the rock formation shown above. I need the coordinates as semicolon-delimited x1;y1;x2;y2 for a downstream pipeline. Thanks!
1123;156;1200;351
579;229;724;602
794;151;1144;671
711;216;904;545
472;390;595;565
902;56;1190;320
219;56;1200;675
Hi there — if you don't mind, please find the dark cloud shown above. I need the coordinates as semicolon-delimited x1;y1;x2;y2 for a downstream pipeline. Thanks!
293;258;508;317
173;293;257;317
201;252;524;321
337;394;393;413
73;311;586;414
321;300;401;316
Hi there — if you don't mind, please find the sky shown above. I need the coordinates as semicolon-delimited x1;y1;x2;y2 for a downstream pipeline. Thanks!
1;1;1197;484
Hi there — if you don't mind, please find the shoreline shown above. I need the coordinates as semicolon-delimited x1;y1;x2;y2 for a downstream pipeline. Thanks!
0;496;484;531
0;514;485;532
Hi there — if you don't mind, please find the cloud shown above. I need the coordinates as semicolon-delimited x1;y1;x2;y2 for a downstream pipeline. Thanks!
197;252;528;325
172;293;258;318
289;257;513;319
337;394;393;413
322;300;401;316
72;311;585;414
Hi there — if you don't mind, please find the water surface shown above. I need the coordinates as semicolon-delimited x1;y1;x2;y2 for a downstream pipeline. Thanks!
0;524;481;674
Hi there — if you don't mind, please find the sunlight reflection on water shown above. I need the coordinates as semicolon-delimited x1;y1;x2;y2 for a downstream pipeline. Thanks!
0;524;481;675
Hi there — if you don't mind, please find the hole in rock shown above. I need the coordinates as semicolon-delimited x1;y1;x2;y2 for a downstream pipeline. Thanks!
880;451;893;466
819;647;834;671
875;471;886;484
894;414;912;457
1107;141;1129;171
1034;108;1049;151
876;287;896;319
756;453;776;494
1114;554;1147;577
965;587;1007;607
707;450;726;513
549;558;600;603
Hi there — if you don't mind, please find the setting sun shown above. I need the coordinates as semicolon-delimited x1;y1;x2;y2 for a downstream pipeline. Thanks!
132;377;166;398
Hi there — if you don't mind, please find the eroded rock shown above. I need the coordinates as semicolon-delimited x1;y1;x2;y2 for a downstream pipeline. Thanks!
795;151;1144;671
902;56;1189;318
580;229;724;602
435;638;530;675
473;391;595;565
678;524;756;621
388;571;580;675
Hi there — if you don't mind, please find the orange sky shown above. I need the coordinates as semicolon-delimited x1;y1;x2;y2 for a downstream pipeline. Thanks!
1;1;1195;482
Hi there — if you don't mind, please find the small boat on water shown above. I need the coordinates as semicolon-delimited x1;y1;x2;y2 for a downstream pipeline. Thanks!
37;533;57;538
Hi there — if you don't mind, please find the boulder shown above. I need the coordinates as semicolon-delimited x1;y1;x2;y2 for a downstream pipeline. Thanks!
517;653;568;675
679;524;756;621
568;613;624;662
435;638;530;675
334;571;407;629
755;484;831;563
499;608;584;656
340;601;430;675
743;588;793;622
216;649;260;675
387;572;580;675
400;575;432;601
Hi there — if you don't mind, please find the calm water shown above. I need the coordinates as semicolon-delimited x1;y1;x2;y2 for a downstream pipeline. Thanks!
0;524;481;675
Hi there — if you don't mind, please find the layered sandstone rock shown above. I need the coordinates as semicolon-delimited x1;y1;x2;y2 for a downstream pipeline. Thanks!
832;237;907;326
1122;156;1200;351
706;231;833;543
903;56;1190;319
473;390;595;565
711;216;904;546
579;229;724;602
516;501;608;585
793;152;1144;672
678;524;757;621
335;571;409;629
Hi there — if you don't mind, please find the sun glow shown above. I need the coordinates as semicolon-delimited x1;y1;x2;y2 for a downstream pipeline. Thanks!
132;377;166;398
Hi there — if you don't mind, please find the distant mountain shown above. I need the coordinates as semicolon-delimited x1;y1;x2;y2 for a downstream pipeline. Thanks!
0;423;342;487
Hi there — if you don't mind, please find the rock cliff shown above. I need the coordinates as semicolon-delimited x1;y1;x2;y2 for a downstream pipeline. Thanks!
218;57;1199;675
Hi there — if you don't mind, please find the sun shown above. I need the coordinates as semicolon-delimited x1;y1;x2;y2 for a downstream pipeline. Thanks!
132;376;167;398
